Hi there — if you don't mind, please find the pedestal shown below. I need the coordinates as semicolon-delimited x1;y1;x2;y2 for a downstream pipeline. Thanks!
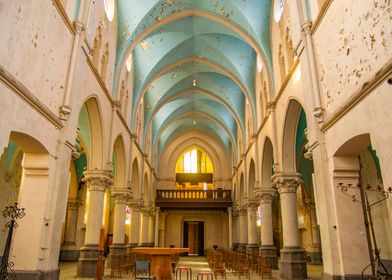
246;244;259;253
107;244;127;268
77;245;104;278
259;245;278;269
280;247;307;279
60;241;80;261
309;245;323;264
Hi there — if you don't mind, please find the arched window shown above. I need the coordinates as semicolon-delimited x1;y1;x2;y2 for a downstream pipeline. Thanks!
103;0;115;22
274;0;284;23
175;147;214;189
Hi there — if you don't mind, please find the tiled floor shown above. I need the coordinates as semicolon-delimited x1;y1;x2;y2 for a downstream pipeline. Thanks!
59;257;323;279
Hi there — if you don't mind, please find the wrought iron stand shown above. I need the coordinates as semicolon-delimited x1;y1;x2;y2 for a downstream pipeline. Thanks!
337;183;392;279
0;203;26;280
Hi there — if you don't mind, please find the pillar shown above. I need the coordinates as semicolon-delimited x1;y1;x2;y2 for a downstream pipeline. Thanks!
148;211;155;246
77;170;112;278
246;200;259;252
60;199;82;261
232;208;240;249
154;207;160;247
11;154;60;279
228;207;233;249
238;206;248;251
139;208;150;246
107;189;132;267
306;199;322;264
128;200;142;249
272;173;307;279
255;188;278;269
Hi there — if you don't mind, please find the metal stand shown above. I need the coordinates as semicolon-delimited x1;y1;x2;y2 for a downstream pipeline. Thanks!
0;203;26;280
337;183;392;279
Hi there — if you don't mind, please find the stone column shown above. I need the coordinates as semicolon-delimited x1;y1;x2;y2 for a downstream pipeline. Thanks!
232;208;240;249
306;199;322;264
128;200;142;250
245;200;259;252
77;170;112;278
148;210;155;246
272;173;307;279
238;206;248;252
254;188;278;269
228;207;233;249
60;199;82;261
107;189;132;267
154;207;160;247
139;208;150;246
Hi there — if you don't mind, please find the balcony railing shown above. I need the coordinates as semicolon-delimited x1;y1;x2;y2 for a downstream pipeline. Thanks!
155;189;232;209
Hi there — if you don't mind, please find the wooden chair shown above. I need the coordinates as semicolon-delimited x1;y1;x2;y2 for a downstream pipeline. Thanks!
213;253;226;280
259;257;272;279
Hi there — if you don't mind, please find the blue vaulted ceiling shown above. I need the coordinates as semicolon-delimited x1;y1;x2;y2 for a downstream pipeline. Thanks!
115;0;272;165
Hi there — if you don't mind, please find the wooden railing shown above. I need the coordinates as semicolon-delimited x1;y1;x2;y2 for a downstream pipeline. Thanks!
155;189;232;209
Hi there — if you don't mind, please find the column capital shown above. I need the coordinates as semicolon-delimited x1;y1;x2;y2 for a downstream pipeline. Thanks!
129;198;144;211
83;170;113;192
227;207;232;213
244;199;259;210
238;206;248;216
272;172;302;194
111;188;133;204
254;188;276;204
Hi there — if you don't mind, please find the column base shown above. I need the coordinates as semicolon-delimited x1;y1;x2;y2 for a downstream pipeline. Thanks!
259;245;278;269
107;244;127;268
77;244;104;278
308;245;323;264
280;247;307;279
246;244;259;253
237;243;247;252
13;269;59;280
139;242;150;247
60;249;80;261
322;272;372;280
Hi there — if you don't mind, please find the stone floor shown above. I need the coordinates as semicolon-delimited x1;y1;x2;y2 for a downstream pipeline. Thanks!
59;256;323;279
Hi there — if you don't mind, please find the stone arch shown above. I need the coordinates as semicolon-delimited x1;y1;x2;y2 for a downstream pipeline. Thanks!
332;133;392;272
84;97;104;170
282;99;305;172
113;135;126;190
261;137;274;189
248;158;256;198
6;132;55;272
131;158;140;199
143;172;149;204
239;172;245;202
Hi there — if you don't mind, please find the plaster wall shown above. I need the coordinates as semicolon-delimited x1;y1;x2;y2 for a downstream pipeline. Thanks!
0;0;73;114
164;210;229;251
313;0;392;116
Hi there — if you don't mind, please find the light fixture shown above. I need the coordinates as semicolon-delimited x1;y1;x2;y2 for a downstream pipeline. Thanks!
192;79;197;87
193;120;196;125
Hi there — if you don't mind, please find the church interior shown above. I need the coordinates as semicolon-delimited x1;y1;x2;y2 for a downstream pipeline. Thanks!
0;0;392;279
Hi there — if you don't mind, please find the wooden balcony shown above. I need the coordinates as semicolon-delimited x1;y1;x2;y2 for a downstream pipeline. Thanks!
155;189;232;209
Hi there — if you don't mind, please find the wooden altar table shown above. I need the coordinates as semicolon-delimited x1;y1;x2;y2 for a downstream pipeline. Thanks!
132;247;189;280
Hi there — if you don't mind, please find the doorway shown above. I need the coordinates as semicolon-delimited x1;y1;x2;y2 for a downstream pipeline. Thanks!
183;221;204;256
